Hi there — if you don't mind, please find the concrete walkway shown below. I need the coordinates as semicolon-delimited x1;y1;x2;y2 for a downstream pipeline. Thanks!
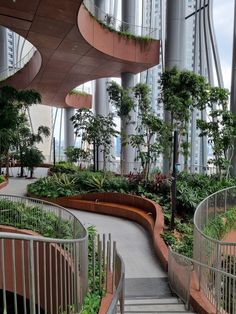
0;176;169;294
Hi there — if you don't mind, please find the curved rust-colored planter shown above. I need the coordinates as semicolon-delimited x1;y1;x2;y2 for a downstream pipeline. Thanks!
0;178;8;190
65;93;92;109
46;192;216;314
0;1;159;108
0;225;74;314
78;6;159;66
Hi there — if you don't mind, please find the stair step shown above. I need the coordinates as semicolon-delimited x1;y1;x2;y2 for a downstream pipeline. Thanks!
116;297;195;313
124;297;180;305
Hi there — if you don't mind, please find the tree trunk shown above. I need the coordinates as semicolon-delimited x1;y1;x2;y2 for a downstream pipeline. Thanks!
5;151;9;178
30;169;34;178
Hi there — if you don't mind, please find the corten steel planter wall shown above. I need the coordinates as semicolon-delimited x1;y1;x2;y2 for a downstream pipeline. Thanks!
48;192;217;314
65;93;92;109
0;225;75;314
78;5;160;68
0;195;88;314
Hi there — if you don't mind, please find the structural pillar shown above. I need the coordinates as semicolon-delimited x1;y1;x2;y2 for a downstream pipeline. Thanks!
64;108;75;151
121;0;137;174
121;73;136;174
163;0;186;174
95;78;109;170
230;1;236;176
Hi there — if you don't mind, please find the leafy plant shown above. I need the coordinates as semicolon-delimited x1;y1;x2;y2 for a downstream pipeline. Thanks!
0;199;75;239
203;207;236;240
27;173;77;198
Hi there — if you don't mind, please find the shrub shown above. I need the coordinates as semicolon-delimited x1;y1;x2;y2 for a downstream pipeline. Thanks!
27;173;77;198
204;206;236;240
0;199;75;239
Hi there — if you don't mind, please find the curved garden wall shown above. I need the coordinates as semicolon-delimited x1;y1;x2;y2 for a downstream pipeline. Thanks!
0;226;73;314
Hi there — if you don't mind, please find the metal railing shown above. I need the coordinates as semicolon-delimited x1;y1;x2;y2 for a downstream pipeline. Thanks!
193;186;236;313
168;186;236;314
168;248;236;313
107;246;125;314
91;234;125;314
0;194;88;314
0;46;36;82
83;0;158;39
0;195;125;313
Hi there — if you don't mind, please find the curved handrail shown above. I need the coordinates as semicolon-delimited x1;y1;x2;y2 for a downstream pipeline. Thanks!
0;193;87;240
168;186;236;313
83;0;158;39
0;194;88;313
194;185;236;245
0;46;36;82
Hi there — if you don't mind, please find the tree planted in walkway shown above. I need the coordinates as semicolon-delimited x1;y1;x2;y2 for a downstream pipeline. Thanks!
71;108;118;171
12;114;50;177
0;86;42;176
21;147;45;178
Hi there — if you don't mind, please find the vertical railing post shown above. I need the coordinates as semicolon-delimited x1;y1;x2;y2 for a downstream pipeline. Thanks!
215;243;221;311
74;243;79;313
28;239;36;314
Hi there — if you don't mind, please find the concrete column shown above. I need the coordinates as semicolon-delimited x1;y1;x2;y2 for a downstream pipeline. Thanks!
64;108;75;151
121;73;136;174
121;0;137;174
122;0;136;33
95;78;109;170
0;26;8;73
165;0;186;70
163;0;186;174
230;1;236;176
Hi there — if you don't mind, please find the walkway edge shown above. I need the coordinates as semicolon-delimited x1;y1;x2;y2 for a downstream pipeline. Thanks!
27;192;216;314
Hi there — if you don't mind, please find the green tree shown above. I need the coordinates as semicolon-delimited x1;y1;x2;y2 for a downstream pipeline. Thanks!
197;86;235;178
64;146;91;164
21;147;45;178
0;86;41;176
130;83;171;180
107;81;135;174
12;114;50;177
159;67;208;171
71;108;118;171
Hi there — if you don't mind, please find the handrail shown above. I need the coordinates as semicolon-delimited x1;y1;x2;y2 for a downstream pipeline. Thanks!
168;186;236;314
107;249;125;314
0;46;36;81
0;194;88;313
83;0;158;39
0;194;87;240
193;186;236;245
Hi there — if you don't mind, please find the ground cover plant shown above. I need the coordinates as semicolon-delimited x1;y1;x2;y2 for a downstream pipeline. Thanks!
0;198;102;314
0;198;76;239
203;206;236;240
28;164;236;258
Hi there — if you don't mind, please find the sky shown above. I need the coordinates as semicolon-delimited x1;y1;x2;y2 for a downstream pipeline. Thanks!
213;0;234;89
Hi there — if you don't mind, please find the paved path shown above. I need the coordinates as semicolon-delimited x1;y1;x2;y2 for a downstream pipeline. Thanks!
0;175;173;300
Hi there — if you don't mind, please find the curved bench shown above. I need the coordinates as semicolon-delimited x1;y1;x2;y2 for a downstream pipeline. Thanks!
53;192;168;271
51;192;215;314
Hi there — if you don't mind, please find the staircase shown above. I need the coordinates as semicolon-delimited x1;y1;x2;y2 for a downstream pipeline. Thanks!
117;277;195;314
117;297;195;313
